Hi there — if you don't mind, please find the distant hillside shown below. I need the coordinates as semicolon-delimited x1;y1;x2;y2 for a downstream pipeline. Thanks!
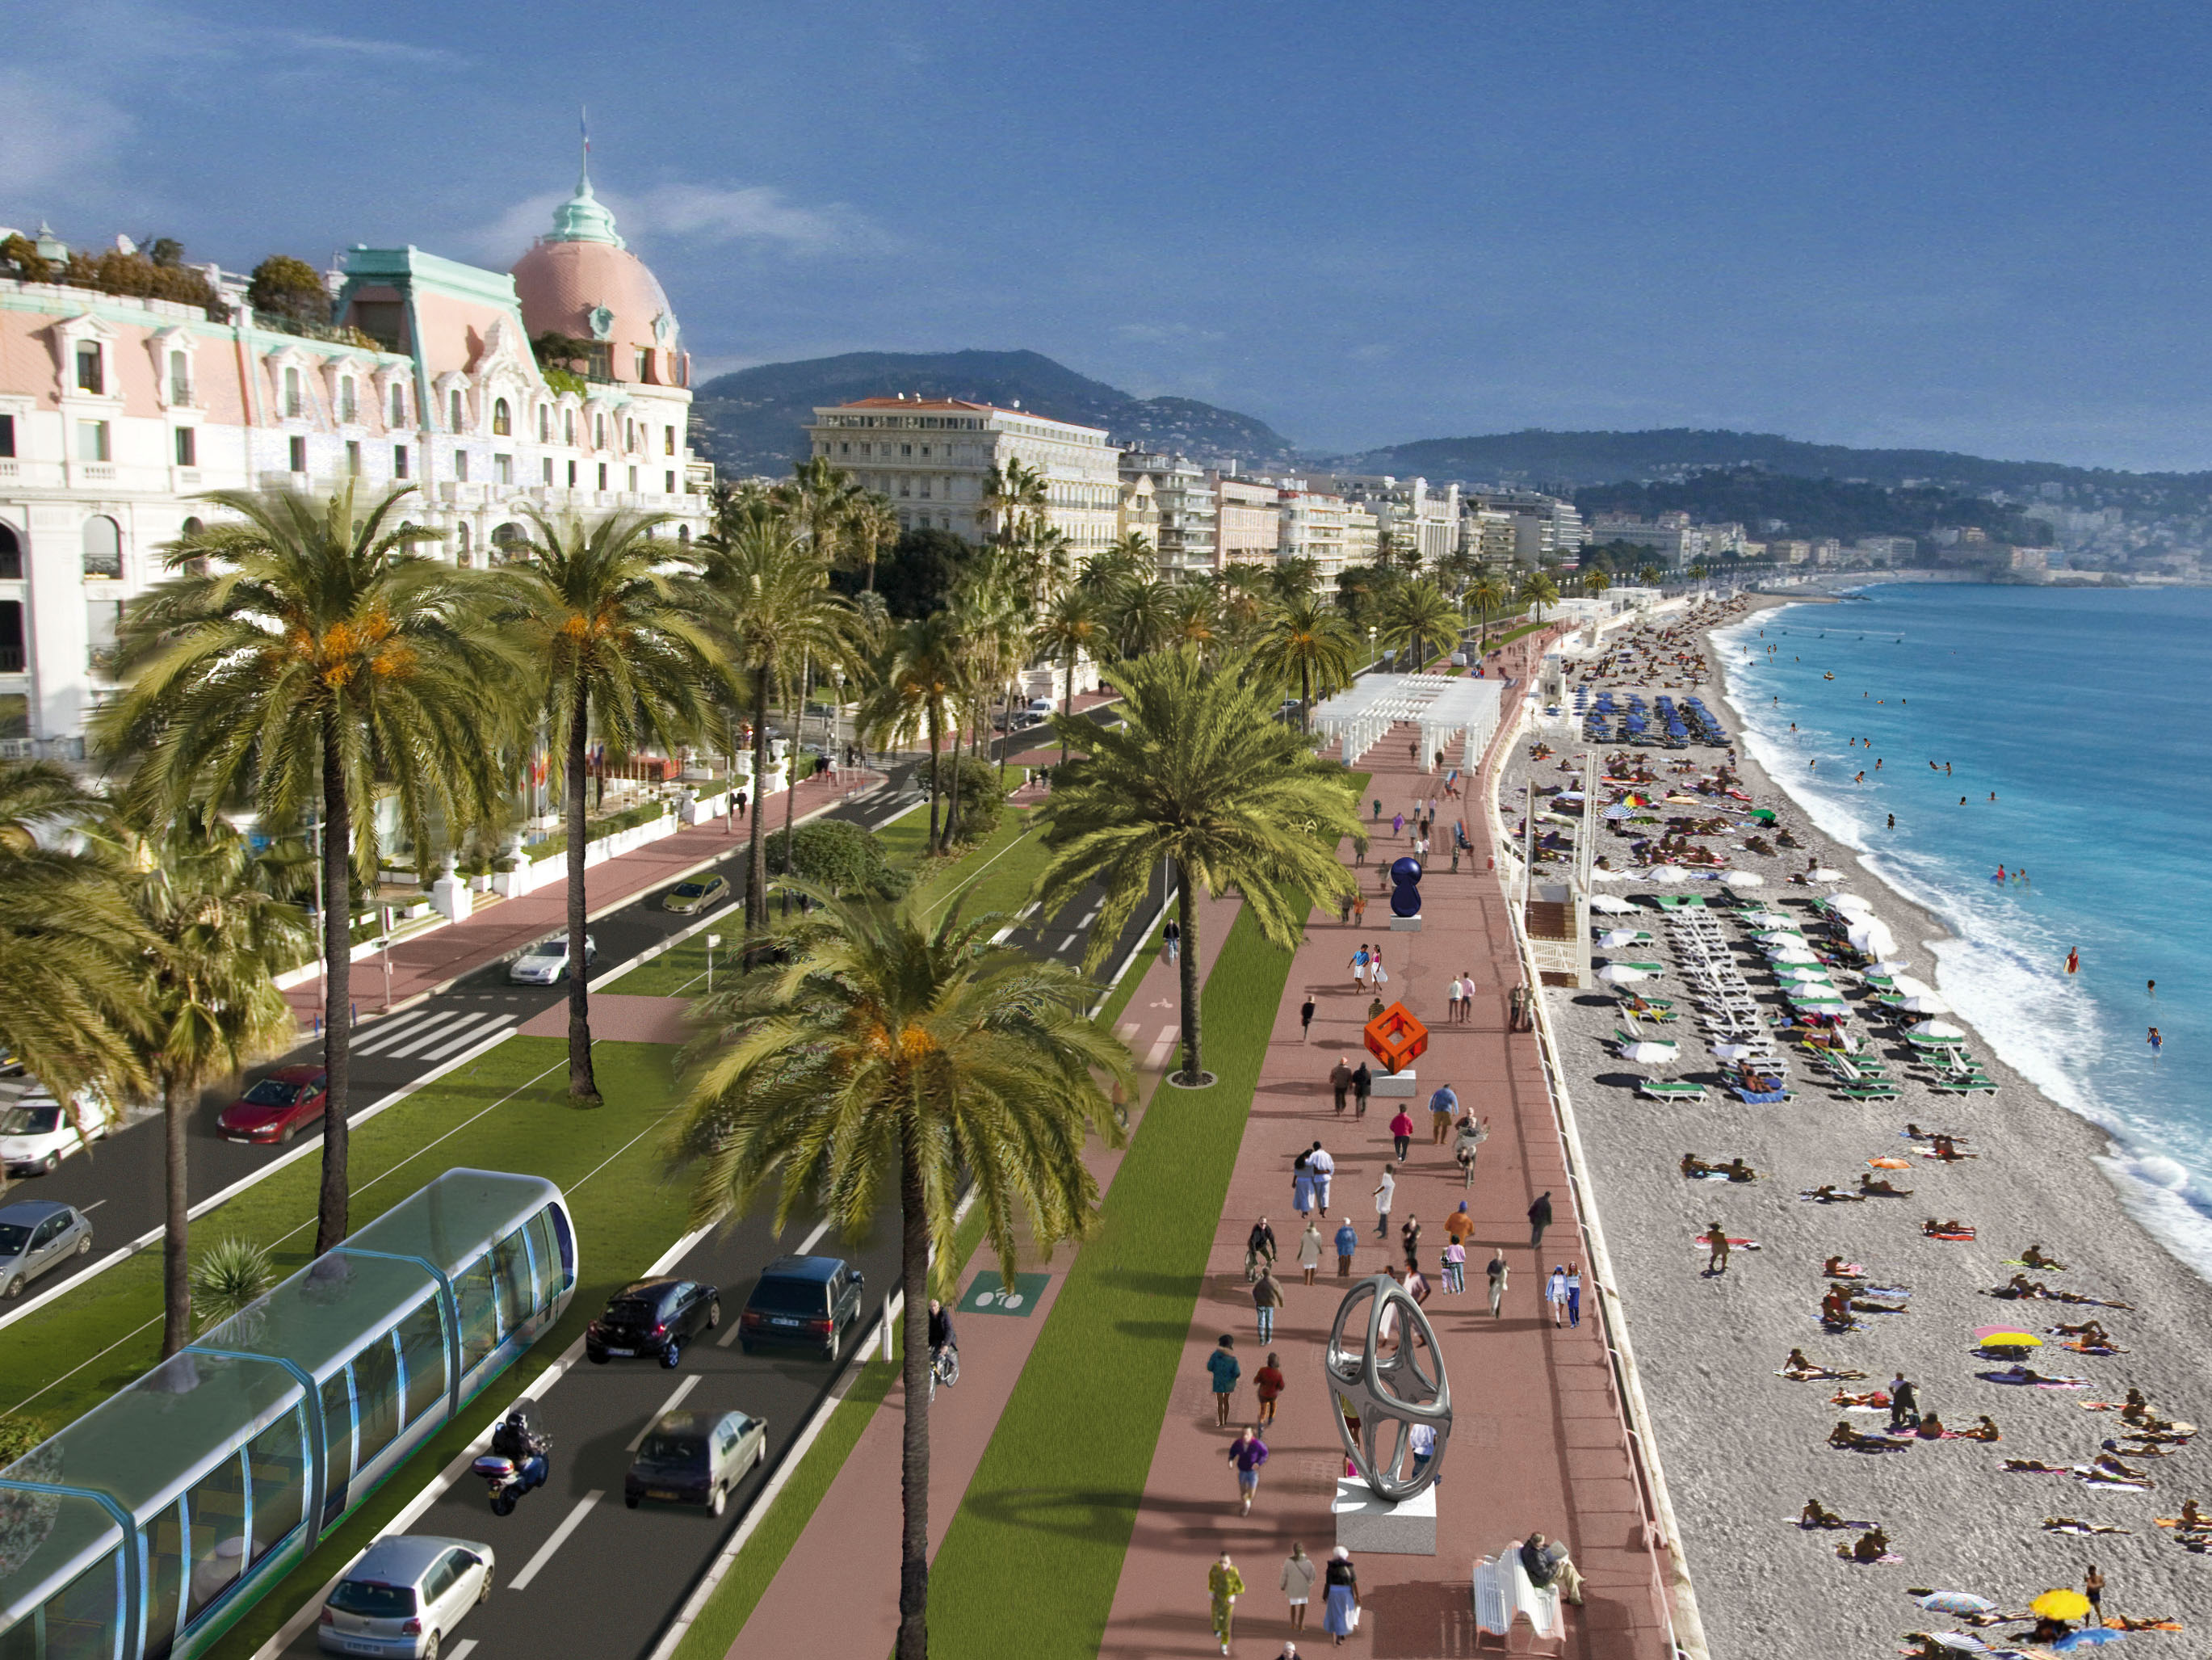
692;349;1301;478
1575;468;2057;547
1337;427;2212;505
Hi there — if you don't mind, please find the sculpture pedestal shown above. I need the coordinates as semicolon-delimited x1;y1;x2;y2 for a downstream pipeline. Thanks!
1333;1477;1437;1555
1370;1069;1417;1099
1390;913;1424;931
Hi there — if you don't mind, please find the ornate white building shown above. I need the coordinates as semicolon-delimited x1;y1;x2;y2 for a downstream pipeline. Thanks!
0;165;709;759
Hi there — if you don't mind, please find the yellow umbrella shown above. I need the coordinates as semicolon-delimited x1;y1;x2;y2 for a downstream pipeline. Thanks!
2030;1588;2092;1621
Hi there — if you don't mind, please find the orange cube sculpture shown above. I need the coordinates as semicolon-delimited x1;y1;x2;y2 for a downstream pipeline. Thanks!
1362;1002;1429;1075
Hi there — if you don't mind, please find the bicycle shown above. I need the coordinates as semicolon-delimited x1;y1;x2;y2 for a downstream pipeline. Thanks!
928;1343;959;1401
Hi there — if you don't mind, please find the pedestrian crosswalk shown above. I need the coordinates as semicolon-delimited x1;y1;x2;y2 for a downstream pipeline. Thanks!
350;1005;520;1062
1117;1021;1180;1071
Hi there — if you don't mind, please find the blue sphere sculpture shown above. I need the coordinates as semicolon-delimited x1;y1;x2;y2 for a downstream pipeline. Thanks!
1389;855;1423;918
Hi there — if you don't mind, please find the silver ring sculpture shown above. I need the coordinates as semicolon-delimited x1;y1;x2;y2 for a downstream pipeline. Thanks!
1325;1271;1452;1502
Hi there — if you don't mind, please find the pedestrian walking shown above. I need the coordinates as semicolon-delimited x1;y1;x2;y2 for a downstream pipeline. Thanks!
1388;1107;1415;1161
1528;1190;1553;1251
2085;1564;2105;1625
1445;1200;1474;1246
1888;1372;1920;1431
1334;1217;1358;1278
1487;1246;1509;1316
1291;1152;1315;1219
1280;1544;1316;1633
1253;1266;1285;1343
1400;1214;1422;1267
1209;1551;1245;1654
1246;1217;1278;1282
1297;1218;1324;1285
1256;1352;1285;1430
1165;918;1181;964
1227;1426;1269;1517
1428;1081;1458;1144
1307;1142;1336;1214
1408;1420;1438;1486
1404;1263;1430;1305
1546;1263;1568;1326
1444;974;1462;1023
1702;1220;1730;1275
1329;1056;1353;1114
1322;1547;1361;1644
1351;1062;1372;1119
1370;945;1387;988
1442;1237;1467;1293
1453;1115;1488;1186
1373;1163;1396;1239
734;788;749;821
1351;891;1368;927
1300;994;1316;1040
1391;811;1404;838
1207;1334;1241;1427
1566;1262;1583;1327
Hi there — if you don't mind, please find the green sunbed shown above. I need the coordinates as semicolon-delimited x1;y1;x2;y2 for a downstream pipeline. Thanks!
1637;1079;1708;1101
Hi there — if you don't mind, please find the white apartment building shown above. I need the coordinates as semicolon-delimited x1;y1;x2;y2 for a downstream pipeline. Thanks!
1117;450;1216;581
0;170;709;759
1211;471;1280;569
1343;503;1379;568
1587;518;1698;566
1276;483;1348;593
1463;506;1519;565
1854;535;1916;564
1334;475;1460;568
1470;490;1586;563
806;397;1119;554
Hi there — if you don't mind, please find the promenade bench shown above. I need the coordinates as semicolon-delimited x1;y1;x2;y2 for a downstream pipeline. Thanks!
1472;1544;1563;1652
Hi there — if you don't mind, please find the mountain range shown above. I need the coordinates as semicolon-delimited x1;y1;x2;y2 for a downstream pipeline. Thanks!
689;348;2210;506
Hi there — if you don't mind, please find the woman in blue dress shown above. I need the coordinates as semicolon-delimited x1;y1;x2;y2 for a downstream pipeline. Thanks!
1292;1150;1316;1217
1322;1545;1360;1642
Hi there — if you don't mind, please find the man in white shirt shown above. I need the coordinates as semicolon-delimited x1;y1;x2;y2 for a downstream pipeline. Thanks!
1306;1142;1336;1217
1407;1419;1438;1486
1374;1162;1396;1240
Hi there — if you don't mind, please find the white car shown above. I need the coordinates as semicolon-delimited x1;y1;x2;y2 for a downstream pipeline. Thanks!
317;1534;493;1658
506;934;598;985
0;1089;107;1178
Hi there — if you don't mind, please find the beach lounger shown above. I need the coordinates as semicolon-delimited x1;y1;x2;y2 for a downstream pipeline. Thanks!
1835;1085;1900;1101
1637;1079;1708;1102
1472;1545;1563;1650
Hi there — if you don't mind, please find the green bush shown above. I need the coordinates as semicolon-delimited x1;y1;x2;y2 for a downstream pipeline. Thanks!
0;1416;44;1465
948;754;1004;845
766;819;909;897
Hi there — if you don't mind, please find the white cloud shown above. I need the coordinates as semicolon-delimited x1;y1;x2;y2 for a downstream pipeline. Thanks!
0;69;128;198
464;180;887;263
1114;321;1226;346
258;29;460;67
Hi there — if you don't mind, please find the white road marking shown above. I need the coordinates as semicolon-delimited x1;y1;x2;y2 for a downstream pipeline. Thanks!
1115;1022;1140;1044
719;1218;833;1346
627;1376;702;1451
346;1008;441;1055
1144;1028;1177;1070
422;1013;518;1061
1057;933;1078;953
447;1643;477;1660
508;1491;603;1591
1078;907;1100;928
385;1011;502;1061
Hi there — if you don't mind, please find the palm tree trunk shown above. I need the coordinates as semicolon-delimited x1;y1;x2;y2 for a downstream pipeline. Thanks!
926;708;942;855
895;1125;932;1660
1060;648;1076;768
746;670;773;930
566;683;600;1104
161;1075;190;1358
1300;660;1313;735
1174;860;1204;1084
316;722;352;1254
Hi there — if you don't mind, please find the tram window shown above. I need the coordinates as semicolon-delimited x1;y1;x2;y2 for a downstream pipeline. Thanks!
183;1452;248;1620
248;1410;306;1565
351;1335;400;1468
318;1372;355;1526
527;1208;560;1313
24;1550;121;1660
548;1203;575;1286
454;1258;498;1375
397;1299;446;1423
490;1231;532;1339
141;1502;183;1660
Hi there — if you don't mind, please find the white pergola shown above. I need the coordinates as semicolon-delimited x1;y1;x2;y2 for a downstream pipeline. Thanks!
1311;673;1503;771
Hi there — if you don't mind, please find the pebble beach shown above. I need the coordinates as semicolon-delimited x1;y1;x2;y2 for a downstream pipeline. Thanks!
1510;595;2212;1656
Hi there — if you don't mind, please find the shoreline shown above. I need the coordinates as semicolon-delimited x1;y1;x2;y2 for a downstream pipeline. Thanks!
1510;593;2212;1655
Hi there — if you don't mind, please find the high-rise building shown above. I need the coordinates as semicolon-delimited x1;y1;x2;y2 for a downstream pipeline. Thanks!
806;397;1119;553
1332;474;1460;568
1211;471;1280;569
1117;450;1215;580
1468;490;1585;563
0;165;709;761
1275;483;1348;592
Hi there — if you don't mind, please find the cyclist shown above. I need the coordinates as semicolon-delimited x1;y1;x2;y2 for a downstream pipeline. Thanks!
927;1297;958;1395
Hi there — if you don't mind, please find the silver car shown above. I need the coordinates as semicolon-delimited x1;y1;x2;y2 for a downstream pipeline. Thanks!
623;1408;766;1516
506;934;597;985
0;1200;91;1298
317;1534;493;1659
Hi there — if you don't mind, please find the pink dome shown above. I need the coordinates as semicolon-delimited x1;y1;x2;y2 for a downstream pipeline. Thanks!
509;175;684;385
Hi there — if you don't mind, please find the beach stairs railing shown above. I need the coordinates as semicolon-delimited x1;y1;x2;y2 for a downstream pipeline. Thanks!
1473;1548;1564;1652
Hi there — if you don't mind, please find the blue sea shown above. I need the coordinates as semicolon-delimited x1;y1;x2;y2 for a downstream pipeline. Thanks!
1715;583;2212;1275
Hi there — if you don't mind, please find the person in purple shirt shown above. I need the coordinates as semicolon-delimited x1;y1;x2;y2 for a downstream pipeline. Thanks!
1228;1424;1270;1515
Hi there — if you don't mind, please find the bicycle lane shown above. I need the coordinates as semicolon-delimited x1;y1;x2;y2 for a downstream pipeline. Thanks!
724;891;1244;1658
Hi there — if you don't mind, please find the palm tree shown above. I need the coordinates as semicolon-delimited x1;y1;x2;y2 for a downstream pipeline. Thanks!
498;509;724;1101
980;457;1047;549
1437;546;1480;599
702;500;857;929
1580;566;1612;600
1467;568;1509;653
98;484;513;1251
1103;529;1156;578
121;811;310;1355
1516;568;1560;625
665;890;1130;1660
1033;650;1362;1083
863;613;966;855
1265;557;1321;607
1031;590;1103;768
849;494;900;595
782;455;861;566
1380;578;1463;671
1251;597;1358;732
1169;582;1226;661
1213;565;1270;646
1102;578;1173;661
1639;563;1664;590
0;763;148;1108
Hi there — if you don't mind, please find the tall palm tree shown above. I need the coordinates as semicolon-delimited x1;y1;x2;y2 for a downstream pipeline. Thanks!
782;455;861;566
1580;565;1612;600
1516;567;1560;624
1639;563;1664;590
1265;557;1320;607
849;493;900;595
1168;581;1224;661
1031;590;1103;769
701;500;856;930
666;890;1130;1660
1033;650;1362;1083
1380;578;1463;671
863;613;966;855
1467;567;1509;653
980;457;1047;550
1251;597;1358;731
120;810;310;1355
98;484;513;1251
0;763;147;1108
1103;529;1156;578
1102;578;1173;661
498;509;724;1102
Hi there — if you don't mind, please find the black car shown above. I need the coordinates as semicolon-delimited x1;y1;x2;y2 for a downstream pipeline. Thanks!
737;1254;865;1361
586;1277;720;1369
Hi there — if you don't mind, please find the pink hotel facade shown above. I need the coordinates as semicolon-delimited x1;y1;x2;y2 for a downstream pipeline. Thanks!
0;169;710;759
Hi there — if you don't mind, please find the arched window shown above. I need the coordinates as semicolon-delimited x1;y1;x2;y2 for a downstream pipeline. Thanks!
455;521;472;565
180;516;204;536
538;406;550;442
493;397;511;437
677;524;690;545
82;516;122;579
491;522;526;564
179;517;208;577
0;523;21;581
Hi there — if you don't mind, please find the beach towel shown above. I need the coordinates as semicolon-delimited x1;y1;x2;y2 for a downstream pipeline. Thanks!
2042;1519;2130;1535
1833;1544;1902;1564
1978;1371;2088;1388
1689;1236;1761;1250
1925;1230;1977;1242
2071;1467;2151;1490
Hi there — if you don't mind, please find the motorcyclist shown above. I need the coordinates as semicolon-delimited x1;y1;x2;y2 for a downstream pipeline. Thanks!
489;1400;550;1487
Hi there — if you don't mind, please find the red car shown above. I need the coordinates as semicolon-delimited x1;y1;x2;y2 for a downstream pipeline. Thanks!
217;1065;330;1145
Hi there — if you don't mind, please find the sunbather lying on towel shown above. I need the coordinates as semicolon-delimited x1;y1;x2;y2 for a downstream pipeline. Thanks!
2044;1516;2129;1535
2047;1288;2133;1309
2003;1457;2071;1473
1828;1420;1904;1453
2052;1318;2111;1343
2021;1243;2067;1271
1903;1124;1966;1143
1986;1364;2089;1386
2087;1452;2153;1485
1830;1389;1890;1410
1799;1498;1851;1528
1990;1274;2051;1300
1721;1157;1757;1183
1857;1174;1912;1197
2154;1499;2212;1530
1922;1218;1975;1239
2105;1616;2185;1633
1801;1183;1866;1203
1779;1348;1866;1381
1928;1135;1974;1161
1821;1256;1864;1279
1680;1153;1714;1178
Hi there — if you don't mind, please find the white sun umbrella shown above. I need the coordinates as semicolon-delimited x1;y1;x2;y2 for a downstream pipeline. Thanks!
1597;928;1643;949
1589;867;1633;881
1778;964;1832;981
1590;893;1638;914
1768;943;1820;964
1597;962;1652;983
1897;994;1952;1015
1710;1041;1765;1061
1618;1039;1680;1065
1747;910;1797;928
1868;957;1912;975
1829;892;1873;913
1848;920;1899;958
1910;1019;1965;1039
1808;867;1845;882
1722;870;1766;889
1890;975;1936;998
1754;929;1803;945
1645;864;1688;885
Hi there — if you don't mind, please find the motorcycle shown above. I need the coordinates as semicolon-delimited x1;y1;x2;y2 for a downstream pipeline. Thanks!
472;1398;552;1516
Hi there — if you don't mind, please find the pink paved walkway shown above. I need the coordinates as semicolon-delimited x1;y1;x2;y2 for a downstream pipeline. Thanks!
1098;691;1673;1654
287;767;875;1025
730;892;1243;1658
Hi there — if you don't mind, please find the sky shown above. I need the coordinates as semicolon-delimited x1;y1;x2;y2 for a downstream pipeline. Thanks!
12;0;2212;469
